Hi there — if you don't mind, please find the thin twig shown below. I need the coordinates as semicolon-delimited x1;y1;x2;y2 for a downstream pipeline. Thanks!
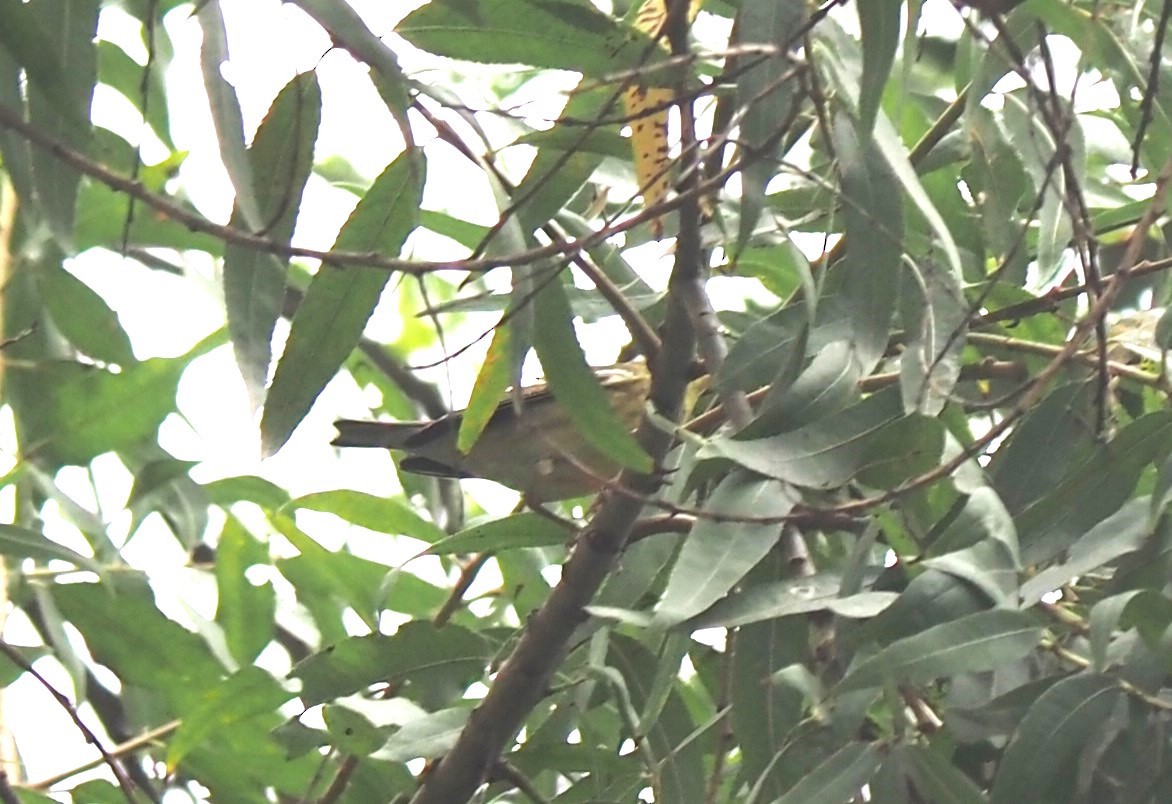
0;640;138;801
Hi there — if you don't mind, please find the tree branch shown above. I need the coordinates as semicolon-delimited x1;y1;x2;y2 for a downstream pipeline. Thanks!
407;18;705;800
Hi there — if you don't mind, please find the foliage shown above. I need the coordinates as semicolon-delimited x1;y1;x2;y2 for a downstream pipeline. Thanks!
0;0;1171;802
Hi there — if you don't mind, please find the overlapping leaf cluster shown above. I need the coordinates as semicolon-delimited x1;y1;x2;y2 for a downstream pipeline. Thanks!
0;0;1171;802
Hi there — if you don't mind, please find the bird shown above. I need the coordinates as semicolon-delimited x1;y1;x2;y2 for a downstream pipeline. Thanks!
333;362;653;502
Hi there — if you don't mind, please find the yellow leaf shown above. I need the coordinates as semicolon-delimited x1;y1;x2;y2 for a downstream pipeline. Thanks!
623;84;673;237
622;0;704;238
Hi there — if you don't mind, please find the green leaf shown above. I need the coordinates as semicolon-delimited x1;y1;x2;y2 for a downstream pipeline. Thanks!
750;339;861;435
965;105;1029;283
1016;412;1172;564
929;485;1018;560
990;673;1124;804
224;72;321;408
396;0;664;79
292;623;490;708
608;634;706;803
508;80;606;232
458;323;517;454
214;520;276;667
857;0;901;134
197;1;262;229
261;152;424;455
39;261;135;366
990;383;1094;515
0;29;33;207
0;0;89;129
124;453;209;549
289;489;446;544
73;172;223;254
97;40;173;148
1088;590;1147;673
872;111;962;280
24;0;99;245
425;511;573;555
374;706;470;762
288;0;413;138
900;744;987;804
945;676;1061;743
1001;92;1073;281
734;0;806;248
717;302;809;395
899;257;966;416
203;475;292;510
52;583;224;709
856;414;945;489
0;524;102;574
731;609;815;801
273;515;448;635
1020;498;1150;605
832;113;903;373
921;538;1019;607
167;667;292;767
322;705;388;756
0;644;49;688
839;609;1043;692
10;356;187;467
533;279;652;472
773;741;883;804
655;473;797;626
690;577;896;629
847;568;989;649
702;386;903;489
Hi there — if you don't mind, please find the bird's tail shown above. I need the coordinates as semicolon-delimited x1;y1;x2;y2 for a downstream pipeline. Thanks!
332;419;426;450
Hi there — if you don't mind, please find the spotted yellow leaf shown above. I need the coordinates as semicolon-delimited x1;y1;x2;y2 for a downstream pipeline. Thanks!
622;0;702;237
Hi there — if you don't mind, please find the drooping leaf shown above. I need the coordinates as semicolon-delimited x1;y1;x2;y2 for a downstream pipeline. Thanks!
38;262;136;365
734;0;806;249
458;324;518;455
608;634;707;803
655;472;797;625
292;623;490;708
533;278;652;472
899;257;966;416
856;0;901;134
425;512;573;556
839;609;1044;692
288;0;412;137
1020;498;1150;604
10;353;190;467
831;113;903;373
289;489;446;544
375;707;471;762
167;667;292;768
702;385;903;489
214;520;276;667
990;673;1124;804
224;72;321;409
197;1;260;229
1016;412;1172;564
772;742;883;804
396;0;667;79
261;152;423;455
24;0;99;246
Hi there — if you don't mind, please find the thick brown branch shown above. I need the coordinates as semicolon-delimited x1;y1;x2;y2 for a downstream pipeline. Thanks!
406;89;704;804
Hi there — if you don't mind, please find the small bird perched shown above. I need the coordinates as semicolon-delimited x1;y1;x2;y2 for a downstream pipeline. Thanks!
333;362;653;502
